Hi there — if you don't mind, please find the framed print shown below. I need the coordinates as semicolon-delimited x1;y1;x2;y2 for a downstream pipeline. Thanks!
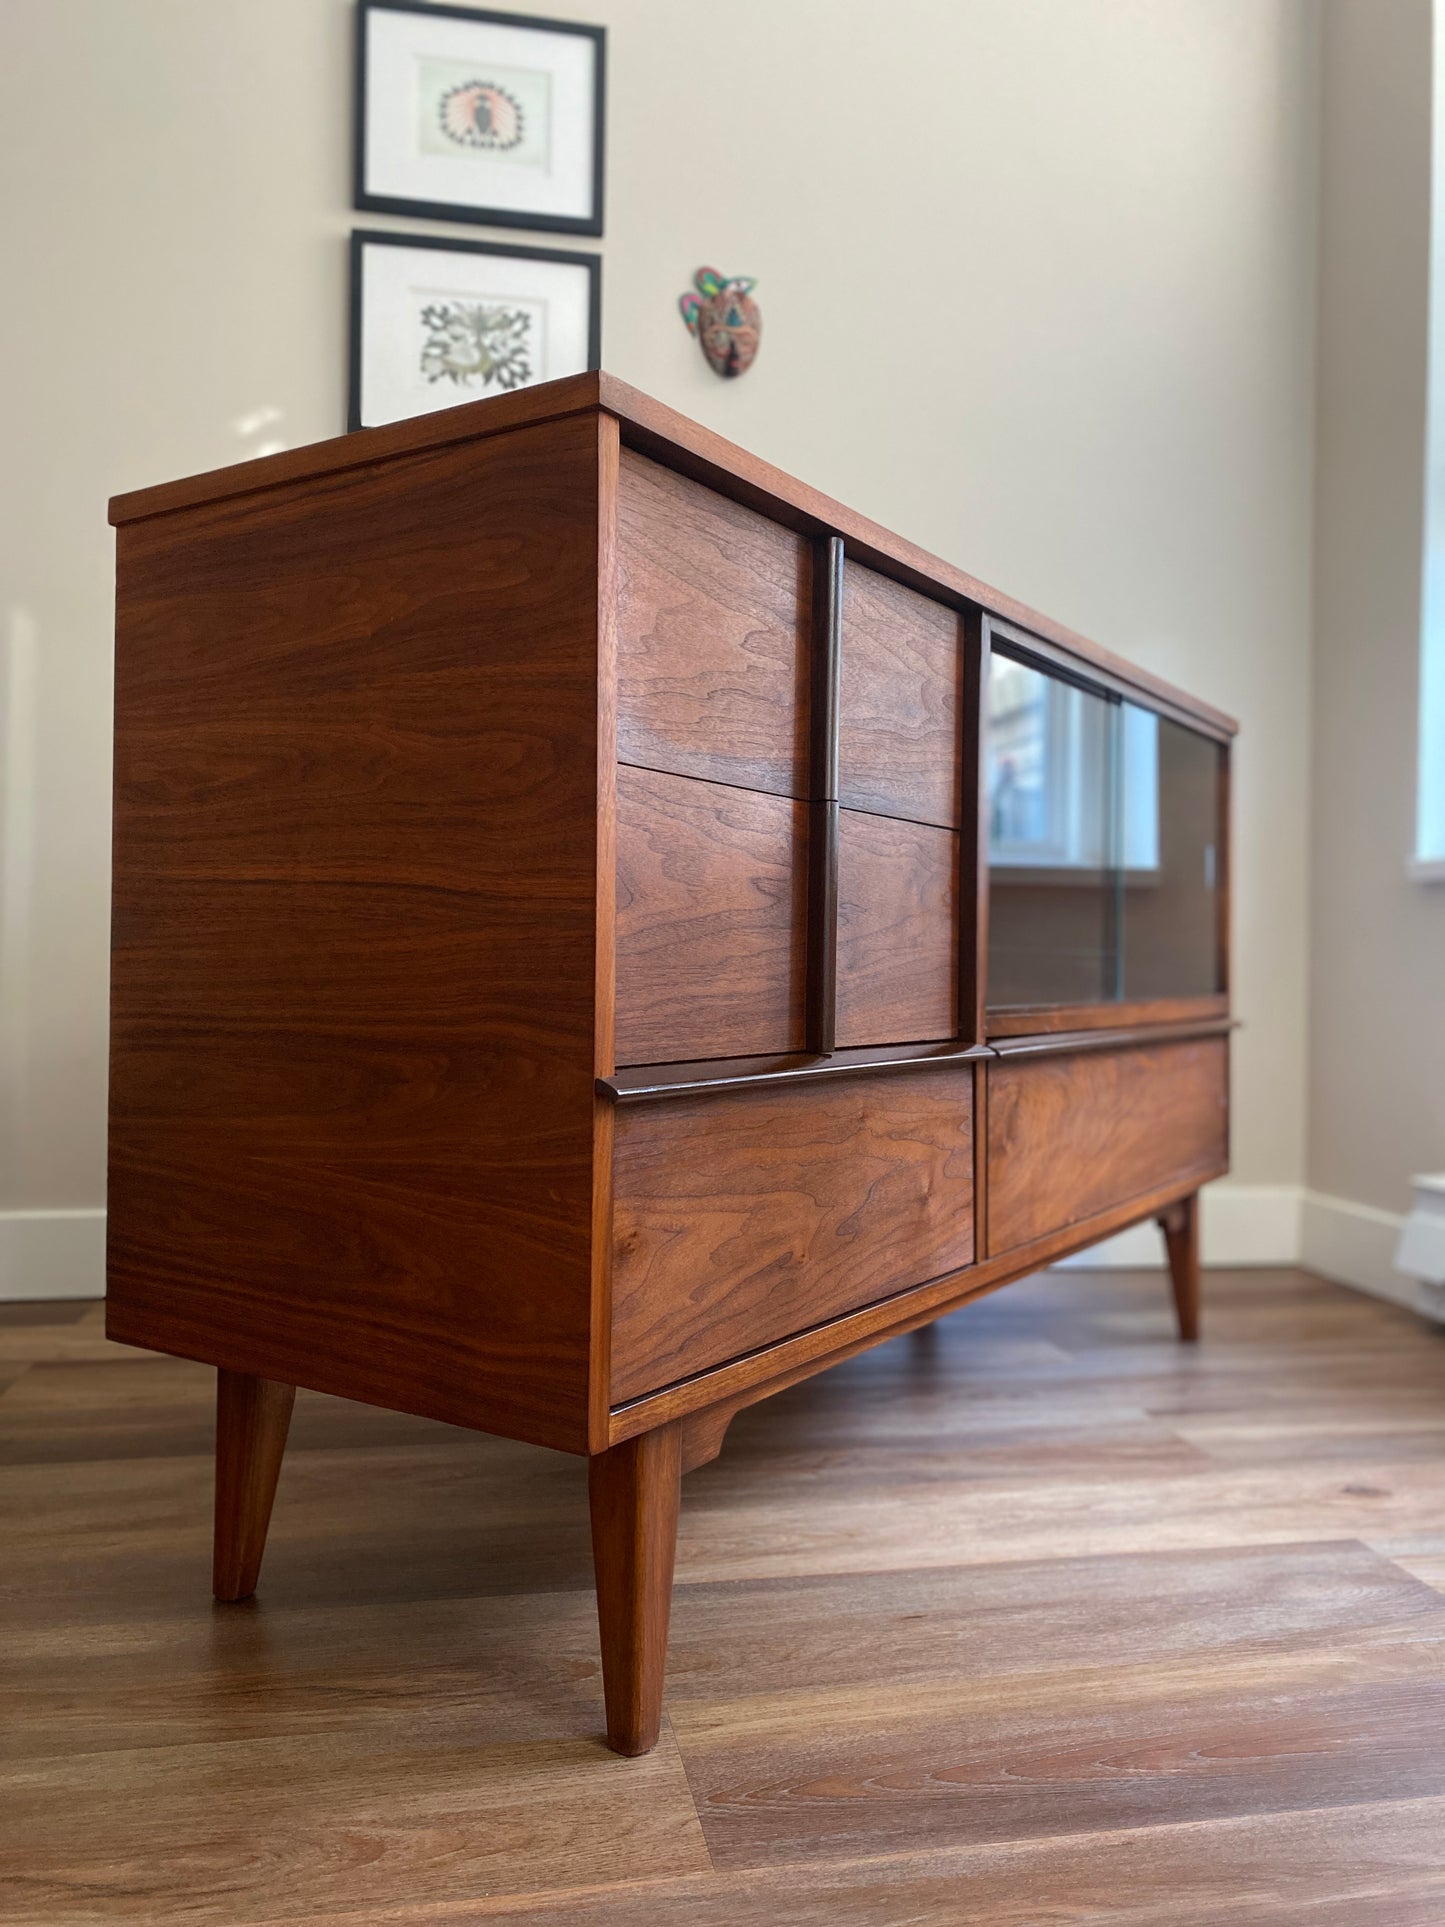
349;228;601;431
355;0;605;235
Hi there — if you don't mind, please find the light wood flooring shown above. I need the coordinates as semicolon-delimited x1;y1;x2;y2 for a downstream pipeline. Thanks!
6;1267;1445;1924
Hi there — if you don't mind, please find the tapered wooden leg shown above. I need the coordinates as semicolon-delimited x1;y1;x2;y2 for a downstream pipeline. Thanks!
1158;1192;1201;1343
588;1422;682;1757
213;1369;296;1602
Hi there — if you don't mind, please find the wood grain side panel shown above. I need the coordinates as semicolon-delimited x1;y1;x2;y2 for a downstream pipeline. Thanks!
615;450;810;797
107;415;602;1451
614;767;807;1066
610;1069;974;1402
987;1039;1228;1255
839;564;962;826
835;810;958;1048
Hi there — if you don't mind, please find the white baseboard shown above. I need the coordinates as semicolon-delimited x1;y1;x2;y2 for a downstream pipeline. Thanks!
1396;1174;1445;1289
1054;1184;1302;1269
1299;1188;1426;1313
1055;1184;1439;1318
0;1208;106;1301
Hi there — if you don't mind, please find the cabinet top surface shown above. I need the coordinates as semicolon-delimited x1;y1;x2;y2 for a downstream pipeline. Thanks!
108;370;1236;738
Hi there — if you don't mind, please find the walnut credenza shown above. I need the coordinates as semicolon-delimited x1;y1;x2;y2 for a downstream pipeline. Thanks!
107;373;1232;1756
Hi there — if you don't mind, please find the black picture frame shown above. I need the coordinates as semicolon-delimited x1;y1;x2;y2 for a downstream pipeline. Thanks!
354;0;606;237
348;227;602;433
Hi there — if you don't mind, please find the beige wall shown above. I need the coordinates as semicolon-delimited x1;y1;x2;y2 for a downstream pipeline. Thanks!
0;1;1319;1271
1309;0;1445;1231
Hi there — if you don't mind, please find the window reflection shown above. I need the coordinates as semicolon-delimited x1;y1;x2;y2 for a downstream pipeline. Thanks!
985;650;1223;1009
1121;705;1159;872
988;656;1112;869
988;655;1052;851
986;651;1118;1006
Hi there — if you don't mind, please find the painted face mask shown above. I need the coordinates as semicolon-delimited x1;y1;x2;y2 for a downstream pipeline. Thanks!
679;268;761;378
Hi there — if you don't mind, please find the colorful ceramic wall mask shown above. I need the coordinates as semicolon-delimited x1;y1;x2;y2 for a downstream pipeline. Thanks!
679;267;761;377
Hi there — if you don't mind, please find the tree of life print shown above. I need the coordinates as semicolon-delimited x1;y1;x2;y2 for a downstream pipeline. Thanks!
418;298;538;392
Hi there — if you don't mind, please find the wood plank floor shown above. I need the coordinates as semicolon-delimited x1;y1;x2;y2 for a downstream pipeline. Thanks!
5;1267;1445;1924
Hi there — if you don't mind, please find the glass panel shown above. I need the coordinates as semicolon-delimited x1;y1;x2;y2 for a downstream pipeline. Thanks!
985;651;1121;1006
1121;707;1224;999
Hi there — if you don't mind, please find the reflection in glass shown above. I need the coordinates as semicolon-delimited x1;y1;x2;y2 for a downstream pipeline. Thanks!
985;652;1225;1011
985;652;1120;1006
1122;708;1223;999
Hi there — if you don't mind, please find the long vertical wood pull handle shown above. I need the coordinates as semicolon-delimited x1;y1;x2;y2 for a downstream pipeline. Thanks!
807;534;843;1056
960;608;991;1046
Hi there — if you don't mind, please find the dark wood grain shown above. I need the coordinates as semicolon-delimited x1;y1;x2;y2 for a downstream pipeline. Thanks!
610;1069;974;1403
615;450;810;797
835;809;958;1048
1159;1190;1202;1342
839;562;962;826
588;1421;682;1756
608;1164;1208;1440
212;1369;295;1601
988;1040;1228;1255
613;766;807;1066
108;412;605;1453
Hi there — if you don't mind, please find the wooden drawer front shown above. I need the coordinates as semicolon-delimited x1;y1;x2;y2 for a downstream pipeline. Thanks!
616;451;810;798
611;1068;975;1401
840;563;962;827
835;809;958;1048
987;1039;1227;1254
615;765;806;1065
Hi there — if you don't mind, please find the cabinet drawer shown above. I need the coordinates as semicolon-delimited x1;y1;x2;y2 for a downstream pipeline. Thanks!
839;563;962;827
614;765;807;1066
836;809;958;1048
987;1039;1227;1254
616;451;810;798
610;1068;975;1402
